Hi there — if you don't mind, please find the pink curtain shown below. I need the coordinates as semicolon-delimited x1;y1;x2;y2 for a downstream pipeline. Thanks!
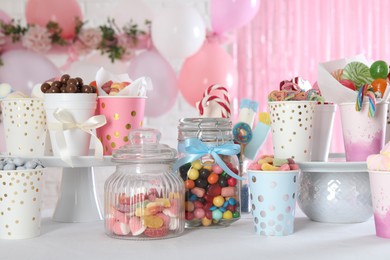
234;0;390;154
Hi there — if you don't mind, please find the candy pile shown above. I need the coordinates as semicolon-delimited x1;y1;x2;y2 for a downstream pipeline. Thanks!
247;155;299;171
105;189;182;238
0;158;44;171
333;60;389;96
41;74;97;94
179;158;240;226
100;80;131;96
268;77;324;102
331;60;389;117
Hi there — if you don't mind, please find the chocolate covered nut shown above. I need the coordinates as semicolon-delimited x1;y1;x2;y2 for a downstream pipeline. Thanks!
41;82;51;93
60;74;70;83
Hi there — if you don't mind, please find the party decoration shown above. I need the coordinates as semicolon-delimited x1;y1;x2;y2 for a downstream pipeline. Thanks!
370;60;389;79
151;4;206;60
0;49;60;92
210;0;260;35
0;18;149;66
0;9;11;23
178;41;238;107
128;49;178;117
25;0;82;39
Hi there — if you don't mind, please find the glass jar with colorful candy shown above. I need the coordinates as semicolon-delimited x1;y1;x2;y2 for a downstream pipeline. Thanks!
175;118;242;228
104;129;185;240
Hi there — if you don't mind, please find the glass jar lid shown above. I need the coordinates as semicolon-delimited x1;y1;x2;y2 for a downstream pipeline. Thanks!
177;118;233;143
112;128;177;163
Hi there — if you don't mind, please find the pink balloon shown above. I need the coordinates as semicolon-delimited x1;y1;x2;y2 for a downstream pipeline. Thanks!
210;0;260;34
0;50;60;94
128;49;178;117
178;41;238;107
25;0;82;39
0;9;11;23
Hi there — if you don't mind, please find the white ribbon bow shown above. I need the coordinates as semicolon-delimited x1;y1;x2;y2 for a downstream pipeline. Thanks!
48;108;107;166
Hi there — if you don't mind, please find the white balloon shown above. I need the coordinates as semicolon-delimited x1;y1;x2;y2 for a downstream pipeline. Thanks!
151;4;206;60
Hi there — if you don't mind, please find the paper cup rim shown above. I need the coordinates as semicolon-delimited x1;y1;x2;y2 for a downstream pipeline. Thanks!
368;170;390;175
268;101;317;104
339;101;389;106
0;168;45;174
247;170;300;175
1;98;43;103
97;96;147;99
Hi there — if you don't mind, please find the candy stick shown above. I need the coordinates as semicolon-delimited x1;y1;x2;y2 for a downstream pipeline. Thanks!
243;112;271;160
197;95;231;118
367;90;376;117
237;98;259;127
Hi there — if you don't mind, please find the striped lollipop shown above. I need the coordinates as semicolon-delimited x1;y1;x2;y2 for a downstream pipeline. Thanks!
197;84;231;118
355;83;376;117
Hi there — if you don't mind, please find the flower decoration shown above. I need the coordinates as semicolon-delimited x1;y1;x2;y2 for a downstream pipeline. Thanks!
0;18;151;65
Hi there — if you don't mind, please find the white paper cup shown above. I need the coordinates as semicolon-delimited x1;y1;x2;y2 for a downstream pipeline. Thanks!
268;101;316;162
311;103;337;161
0;168;45;239
44;94;97;156
1;99;47;156
339;102;388;162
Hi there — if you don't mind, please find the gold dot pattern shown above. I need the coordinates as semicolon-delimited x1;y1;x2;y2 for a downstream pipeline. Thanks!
268;101;316;161
0;169;44;239
1;99;47;156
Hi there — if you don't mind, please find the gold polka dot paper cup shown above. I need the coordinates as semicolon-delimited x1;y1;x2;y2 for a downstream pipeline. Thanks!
1;99;48;156
268;101;316;162
248;170;299;236
0;168;44;239
96;96;146;155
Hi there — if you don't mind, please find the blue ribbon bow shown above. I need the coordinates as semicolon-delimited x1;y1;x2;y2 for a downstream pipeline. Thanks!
173;138;244;181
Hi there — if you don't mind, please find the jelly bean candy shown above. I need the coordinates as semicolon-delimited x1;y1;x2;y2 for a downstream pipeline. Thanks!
202;217;212;226
199;168;211;179
188;168;199;180
223;210;233;219
212;164;223;174
207;184;222;196
191;187;205;198
194;208;205;219
213;195;225;207
221;187;236;197
207;173;219;184
212;209;223;221
191;160;202;170
144;226;169;238
227;177;237;187
185;201;195;212
184;179;195;189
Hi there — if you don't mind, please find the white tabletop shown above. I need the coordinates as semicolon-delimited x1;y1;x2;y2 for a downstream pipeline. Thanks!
0;208;388;260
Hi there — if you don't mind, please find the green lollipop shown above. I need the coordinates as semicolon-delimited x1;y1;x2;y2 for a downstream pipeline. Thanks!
342;61;373;90
370;60;389;79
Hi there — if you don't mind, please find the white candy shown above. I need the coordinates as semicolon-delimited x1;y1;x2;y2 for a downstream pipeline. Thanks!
3;163;16;170
0;83;13;98
13;158;25;167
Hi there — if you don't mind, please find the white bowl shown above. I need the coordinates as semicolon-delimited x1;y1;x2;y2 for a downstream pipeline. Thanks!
297;161;372;223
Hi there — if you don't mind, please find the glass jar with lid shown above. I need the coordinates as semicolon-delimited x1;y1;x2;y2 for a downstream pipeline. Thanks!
175;118;243;228
104;128;185;240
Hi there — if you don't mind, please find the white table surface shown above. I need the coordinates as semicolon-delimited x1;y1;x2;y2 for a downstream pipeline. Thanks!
0;208;388;260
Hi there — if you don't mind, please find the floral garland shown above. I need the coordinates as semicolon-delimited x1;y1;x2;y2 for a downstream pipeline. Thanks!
0;18;151;66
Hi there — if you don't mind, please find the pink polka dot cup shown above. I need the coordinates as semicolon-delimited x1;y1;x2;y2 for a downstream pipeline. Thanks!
96;96;146;155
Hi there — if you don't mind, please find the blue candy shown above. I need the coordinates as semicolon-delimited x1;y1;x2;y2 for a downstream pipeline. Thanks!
228;198;237;206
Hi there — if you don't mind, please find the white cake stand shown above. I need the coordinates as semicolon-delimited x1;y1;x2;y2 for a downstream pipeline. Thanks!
38;156;116;223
